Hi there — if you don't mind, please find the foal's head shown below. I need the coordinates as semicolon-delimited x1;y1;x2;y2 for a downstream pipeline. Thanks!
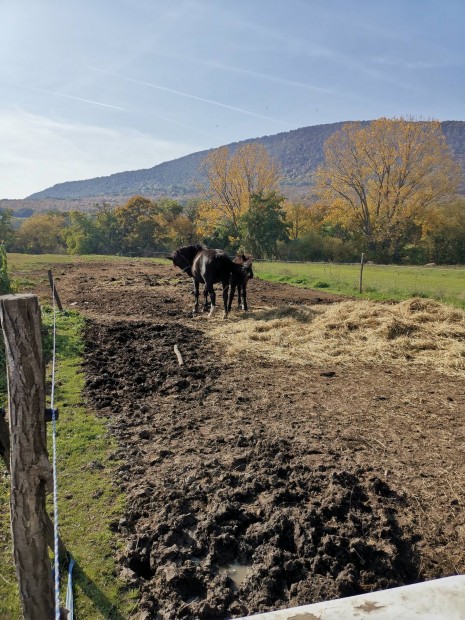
234;254;254;281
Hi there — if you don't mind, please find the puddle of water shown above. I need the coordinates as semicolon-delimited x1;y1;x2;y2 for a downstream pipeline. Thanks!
219;563;251;588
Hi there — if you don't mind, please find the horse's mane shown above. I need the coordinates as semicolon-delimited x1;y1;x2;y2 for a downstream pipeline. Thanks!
173;244;205;261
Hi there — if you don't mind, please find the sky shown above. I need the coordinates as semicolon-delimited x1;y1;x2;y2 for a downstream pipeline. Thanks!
1;0;464;199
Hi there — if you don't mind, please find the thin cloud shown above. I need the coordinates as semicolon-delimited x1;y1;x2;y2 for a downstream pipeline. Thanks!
373;56;463;70
14;83;126;110
88;67;290;126
209;7;415;92
0;108;199;198
146;110;217;139
21;81;218;138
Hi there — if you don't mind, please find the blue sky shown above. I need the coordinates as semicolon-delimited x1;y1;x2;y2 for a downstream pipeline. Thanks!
1;0;464;199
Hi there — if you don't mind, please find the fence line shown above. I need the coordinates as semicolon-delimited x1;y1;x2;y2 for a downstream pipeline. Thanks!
116;250;458;268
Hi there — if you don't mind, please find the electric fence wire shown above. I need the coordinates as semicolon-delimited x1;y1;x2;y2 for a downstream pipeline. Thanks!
50;277;61;620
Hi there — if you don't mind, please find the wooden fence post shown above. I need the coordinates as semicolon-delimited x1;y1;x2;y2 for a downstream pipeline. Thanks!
0;294;55;619
48;270;63;312
0;408;10;465
0;407;67;560
359;252;365;294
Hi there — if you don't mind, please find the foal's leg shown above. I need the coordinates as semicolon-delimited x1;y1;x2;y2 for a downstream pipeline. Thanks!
242;283;248;311
237;284;242;309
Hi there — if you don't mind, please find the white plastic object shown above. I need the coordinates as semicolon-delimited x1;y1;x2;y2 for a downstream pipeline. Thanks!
236;575;465;619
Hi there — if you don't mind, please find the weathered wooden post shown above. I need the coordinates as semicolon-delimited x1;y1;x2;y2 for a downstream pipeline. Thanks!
47;270;63;311
0;406;66;560
359;252;365;294
0;294;55;619
0;407;10;465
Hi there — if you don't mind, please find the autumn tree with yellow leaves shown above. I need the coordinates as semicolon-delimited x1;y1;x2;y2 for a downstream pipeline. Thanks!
282;200;320;240
154;198;198;247
16;213;68;253
196;143;281;240
315;118;461;261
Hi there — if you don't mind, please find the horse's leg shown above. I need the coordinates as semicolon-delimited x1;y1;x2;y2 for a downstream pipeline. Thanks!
203;285;209;312
193;279;200;314
222;277;230;319
208;280;216;316
228;279;236;312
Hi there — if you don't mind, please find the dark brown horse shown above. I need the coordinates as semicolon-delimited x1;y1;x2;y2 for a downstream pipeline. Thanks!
192;249;253;318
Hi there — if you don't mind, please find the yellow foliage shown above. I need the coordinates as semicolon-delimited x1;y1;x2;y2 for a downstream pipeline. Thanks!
282;200;319;239
17;213;67;253
114;196;158;230
315;118;461;246
162;213;198;246
197;143;281;235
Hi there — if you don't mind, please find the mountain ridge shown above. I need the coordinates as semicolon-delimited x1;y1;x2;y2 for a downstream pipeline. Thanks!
23;119;465;202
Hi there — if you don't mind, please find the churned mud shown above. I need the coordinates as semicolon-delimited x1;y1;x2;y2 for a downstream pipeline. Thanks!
26;260;465;619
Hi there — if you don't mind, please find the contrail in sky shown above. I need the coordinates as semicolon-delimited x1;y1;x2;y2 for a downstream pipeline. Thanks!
88;67;290;126
199;61;336;94
157;53;337;95
17;83;126;110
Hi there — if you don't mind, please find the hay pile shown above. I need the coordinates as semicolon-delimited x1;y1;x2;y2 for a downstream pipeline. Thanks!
211;299;465;376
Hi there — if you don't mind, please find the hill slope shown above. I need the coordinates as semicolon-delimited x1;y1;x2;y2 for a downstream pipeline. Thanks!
27;120;465;201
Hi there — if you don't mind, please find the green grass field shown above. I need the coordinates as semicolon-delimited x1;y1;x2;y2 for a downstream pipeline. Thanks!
7;253;465;309
253;260;465;309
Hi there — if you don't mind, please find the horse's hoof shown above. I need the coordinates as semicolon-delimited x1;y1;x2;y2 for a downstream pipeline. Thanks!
209;306;216;317
223;312;228;320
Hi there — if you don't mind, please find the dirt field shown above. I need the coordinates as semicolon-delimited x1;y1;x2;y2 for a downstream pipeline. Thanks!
30;260;465;619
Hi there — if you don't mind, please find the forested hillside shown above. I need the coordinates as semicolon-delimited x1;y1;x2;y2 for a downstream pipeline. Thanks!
5;119;465;266
24;120;465;204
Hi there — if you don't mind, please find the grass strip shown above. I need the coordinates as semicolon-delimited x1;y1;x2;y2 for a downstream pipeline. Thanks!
0;307;136;619
8;252;465;309
254;261;465;309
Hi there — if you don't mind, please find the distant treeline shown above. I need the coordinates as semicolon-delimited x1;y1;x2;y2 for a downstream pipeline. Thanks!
2;193;465;265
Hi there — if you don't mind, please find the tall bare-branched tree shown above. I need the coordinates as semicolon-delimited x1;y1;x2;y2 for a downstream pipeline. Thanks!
315;118;461;259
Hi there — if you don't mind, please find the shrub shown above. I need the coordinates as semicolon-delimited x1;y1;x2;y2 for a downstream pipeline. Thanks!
0;244;11;295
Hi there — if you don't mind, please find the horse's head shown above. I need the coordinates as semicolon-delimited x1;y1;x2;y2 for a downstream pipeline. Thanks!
168;244;204;277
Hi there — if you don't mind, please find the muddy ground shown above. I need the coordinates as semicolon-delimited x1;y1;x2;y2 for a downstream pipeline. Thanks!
28;260;465;619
